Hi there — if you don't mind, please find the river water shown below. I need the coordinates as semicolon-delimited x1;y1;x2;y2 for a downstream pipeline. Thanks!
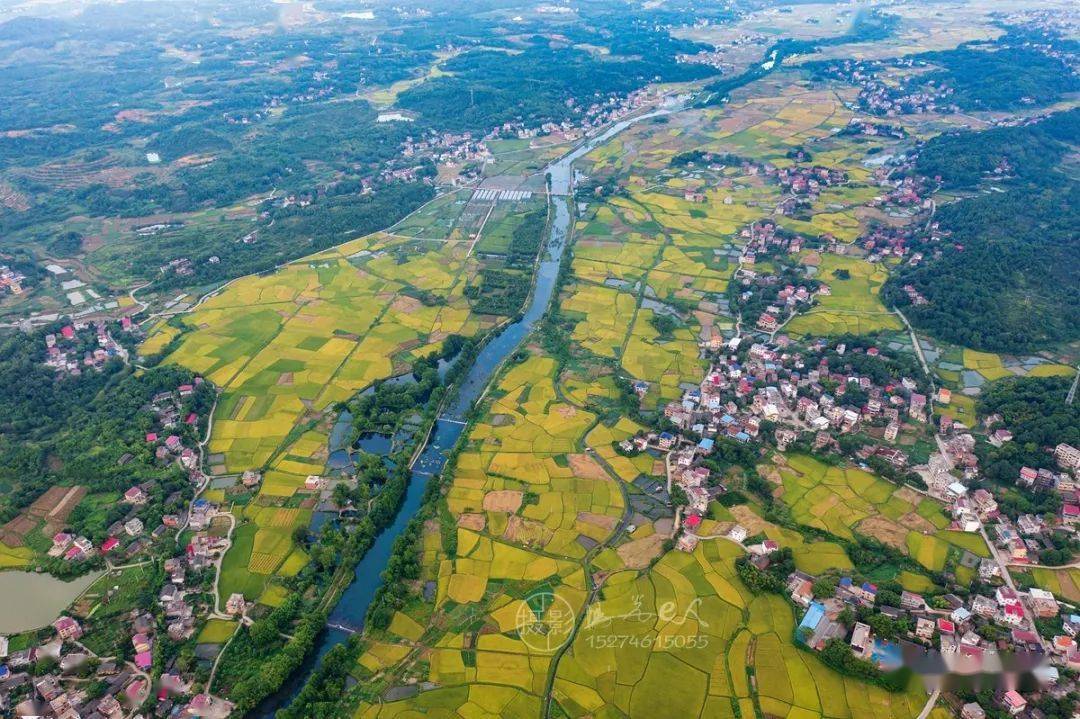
252;107;670;716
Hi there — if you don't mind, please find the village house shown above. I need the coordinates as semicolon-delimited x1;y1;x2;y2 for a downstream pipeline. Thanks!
53;617;82;641
226;593;247;616
124;486;148;505
1000;690;1027;715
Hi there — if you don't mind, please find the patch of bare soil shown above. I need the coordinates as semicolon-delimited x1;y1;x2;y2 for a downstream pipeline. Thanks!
576;512;618;531
0;514;36;546
391;296;423;314
277;372;294;386
482;490;523;513
894;487;922;505
568;453;609;480
654;517;675;538
897;511;936;535
617;533;665;569
457;513;486;531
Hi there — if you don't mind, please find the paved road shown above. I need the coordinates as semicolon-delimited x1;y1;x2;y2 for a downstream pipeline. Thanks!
916;688;942;719
978;521;1047;651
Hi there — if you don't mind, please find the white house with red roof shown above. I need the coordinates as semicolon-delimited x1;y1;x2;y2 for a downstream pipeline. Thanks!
124;486;148;505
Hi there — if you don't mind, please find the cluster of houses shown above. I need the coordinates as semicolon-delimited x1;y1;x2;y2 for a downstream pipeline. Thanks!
667;337;930;451
775;163;848;197
44;322;129;377
0;612;233;718
861;224;918;262
787;563;1080;709
0;264;26;296
816;58;960;117
400;85;665;187
158;257;195;278
627;313;1080;717
618;336;945;541
146;381;205;473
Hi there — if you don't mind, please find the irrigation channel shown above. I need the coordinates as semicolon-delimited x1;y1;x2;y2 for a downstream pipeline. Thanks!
252;104;674;716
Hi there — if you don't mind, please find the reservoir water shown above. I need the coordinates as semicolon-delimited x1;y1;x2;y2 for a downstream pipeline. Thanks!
253;106;671;716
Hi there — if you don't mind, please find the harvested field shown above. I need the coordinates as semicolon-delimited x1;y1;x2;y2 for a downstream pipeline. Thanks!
576;512;619;531
482;490;523;513
567;453;610;480
897;511;937;534
502;516;552;547
856;516;909;550
457;513;487;531
729;505;769;536
617;533;665;569
28;485;86;527
0;514;37;546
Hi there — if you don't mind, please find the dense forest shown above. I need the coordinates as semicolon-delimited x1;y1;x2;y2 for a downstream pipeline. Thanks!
887;105;1079;354
976;376;1079;486
916;44;1079;111
914;109;1078;189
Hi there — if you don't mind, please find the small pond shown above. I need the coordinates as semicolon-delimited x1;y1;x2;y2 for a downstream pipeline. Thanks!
0;570;105;633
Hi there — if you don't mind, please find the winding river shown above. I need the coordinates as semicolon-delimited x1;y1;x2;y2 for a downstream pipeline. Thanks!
253;105;673;716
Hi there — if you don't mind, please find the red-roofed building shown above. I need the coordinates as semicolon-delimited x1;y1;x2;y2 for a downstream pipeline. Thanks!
60;325;75;339
178;384;194;396
1062;504;1080;525
185;413;198;425
125;678;147;703
135;650;152;670
1000;603;1024;626
684;514;702;530
124;486;148;505
146;432;158;443
102;537;120;553
132;633;152;653
937;618;955;634
1001;691;1026;715
53;616;83;640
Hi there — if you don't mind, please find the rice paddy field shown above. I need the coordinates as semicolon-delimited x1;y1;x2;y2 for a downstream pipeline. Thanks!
148;232;490;479
786;254;901;337
775;454;986;574
925;339;1076;396
351;343;950;719
345;76;971;719
1026;567;1080;604
141;228;500;604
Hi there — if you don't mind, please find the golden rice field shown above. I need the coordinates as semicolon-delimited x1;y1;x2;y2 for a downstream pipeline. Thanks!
145;233;488;477
348;82;958;719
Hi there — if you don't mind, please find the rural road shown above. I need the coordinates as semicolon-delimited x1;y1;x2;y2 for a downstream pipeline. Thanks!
916;688;942;719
